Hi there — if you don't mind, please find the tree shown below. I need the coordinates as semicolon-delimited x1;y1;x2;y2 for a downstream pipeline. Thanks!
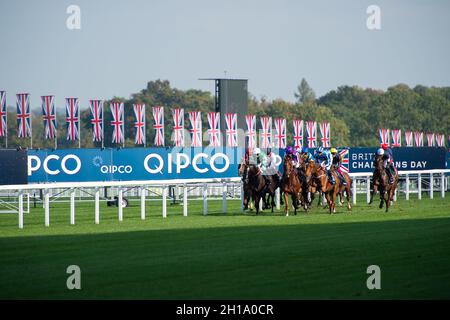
294;78;316;104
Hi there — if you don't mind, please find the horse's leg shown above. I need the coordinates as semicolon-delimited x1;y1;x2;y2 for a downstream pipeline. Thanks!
255;194;260;215
346;185;352;211
325;192;333;214
284;190;289;216
292;194;298;215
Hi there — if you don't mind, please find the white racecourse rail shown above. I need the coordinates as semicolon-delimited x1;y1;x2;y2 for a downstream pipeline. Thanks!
0;170;448;229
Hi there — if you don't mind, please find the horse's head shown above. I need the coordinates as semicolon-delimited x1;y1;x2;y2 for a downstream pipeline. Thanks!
283;154;294;178
304;160;317;183
238;160;248;177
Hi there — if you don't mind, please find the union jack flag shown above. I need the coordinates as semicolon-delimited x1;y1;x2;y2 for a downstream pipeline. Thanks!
172;108;184;147
41;95;57;140
379;128;389;146
225;113;238;147
436;134;445;147
207;112;221;147
274;118;286;149
405;131;413;147
188;111;202;147
16;93;31;138
152;106;164;146
414;131;423;147
89;100;103;142
293;119;303;149
426;133;435;147
245;114;256;149
260;116;272;148
0;91;6;137
338;148;350;174
65;98;79;141
319;122;330;147
306;121;317;148
391;129;401;147
133;104;146;145
110;102;124;144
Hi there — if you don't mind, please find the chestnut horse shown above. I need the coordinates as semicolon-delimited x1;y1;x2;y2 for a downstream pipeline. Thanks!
281;155;302;216
306;162;341;214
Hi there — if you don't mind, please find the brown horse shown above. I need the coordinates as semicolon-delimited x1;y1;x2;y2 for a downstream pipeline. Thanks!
247;164;267;215
281;155;302;216
335;169;352;211
238;160;253;210
372;156;398;212
307;163;341;214
304;160;322;210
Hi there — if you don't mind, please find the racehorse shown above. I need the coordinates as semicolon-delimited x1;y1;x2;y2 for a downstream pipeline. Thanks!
238;160;253;210
335;169;352;211
246;164;267;215
306;162;341;214
370;155;398;212
281;155;302;216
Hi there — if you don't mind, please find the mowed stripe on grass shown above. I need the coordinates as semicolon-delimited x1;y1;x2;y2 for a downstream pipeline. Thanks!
0;195;449;299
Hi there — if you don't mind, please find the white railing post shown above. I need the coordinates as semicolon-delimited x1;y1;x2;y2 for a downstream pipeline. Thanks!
140;186;146;220
441;172;445;198
18;191;24;229
352;178;357;205
405;174;410;200
44;189;50;227
183;184;188;217
95;187;100;224
162;185;167;218
276;188;280;210
366;176;370;204
222;181;227;214
118;187;123;221
430;173;434;199
70;188;75;225
418;173;422;200
203;184;208;215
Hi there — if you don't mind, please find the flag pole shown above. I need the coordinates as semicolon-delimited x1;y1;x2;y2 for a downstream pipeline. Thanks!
5;103;8;149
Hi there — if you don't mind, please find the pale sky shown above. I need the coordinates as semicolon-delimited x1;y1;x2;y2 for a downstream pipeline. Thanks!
1;0;449;109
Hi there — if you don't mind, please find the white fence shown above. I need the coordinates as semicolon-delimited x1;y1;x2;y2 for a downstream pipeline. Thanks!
0;170;448;229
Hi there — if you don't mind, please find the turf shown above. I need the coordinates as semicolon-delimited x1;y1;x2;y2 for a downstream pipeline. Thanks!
0;194;449;299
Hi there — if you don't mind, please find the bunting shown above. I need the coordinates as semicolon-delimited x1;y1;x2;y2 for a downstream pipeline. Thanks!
379;128;389;146
306;121;317;148
188;111;202;147
89;100;103;142
293;119;303;149
404;130;413;147
426;133;435;147
319;122;330;147
260;116;272;148
41;95;57;140
133;104;146;145
245;114;256;149
207;112;221;147
152;106;164;146
65;98;79;141
414;131;423;147
274;118;286;149
16;93;32;138
391;129;401;147
225;113;238;147
172;108;184;147
0;91;6;137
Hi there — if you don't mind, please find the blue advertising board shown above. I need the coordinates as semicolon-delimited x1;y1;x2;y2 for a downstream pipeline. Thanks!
21;146;449;184
349;147;447;173
28;147;245;183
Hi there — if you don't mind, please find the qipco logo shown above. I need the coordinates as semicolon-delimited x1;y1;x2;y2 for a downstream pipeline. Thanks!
28;154;81;176
100;164;133;174
143;152;230;174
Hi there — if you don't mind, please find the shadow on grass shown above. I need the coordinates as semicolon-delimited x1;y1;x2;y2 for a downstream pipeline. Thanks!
1;216;450;300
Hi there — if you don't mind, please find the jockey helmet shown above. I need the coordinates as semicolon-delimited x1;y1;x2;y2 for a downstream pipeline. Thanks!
377;148;385;156
254;147;261;155
381;143;389;150
301;146;308;154
330;147;338;154
317;146;324;154
285;146;293;155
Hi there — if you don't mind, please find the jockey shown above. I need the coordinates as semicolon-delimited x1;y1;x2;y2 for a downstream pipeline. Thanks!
381;143;395;184
252;147;267;171
330;147;347;185
300;146;314;162
314;146;335;185
285;145;299;166
266;147;281;185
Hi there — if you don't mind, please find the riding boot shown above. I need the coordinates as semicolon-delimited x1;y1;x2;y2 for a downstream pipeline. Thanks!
328;170;335;185
387;165;394;184
338;171;347;185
